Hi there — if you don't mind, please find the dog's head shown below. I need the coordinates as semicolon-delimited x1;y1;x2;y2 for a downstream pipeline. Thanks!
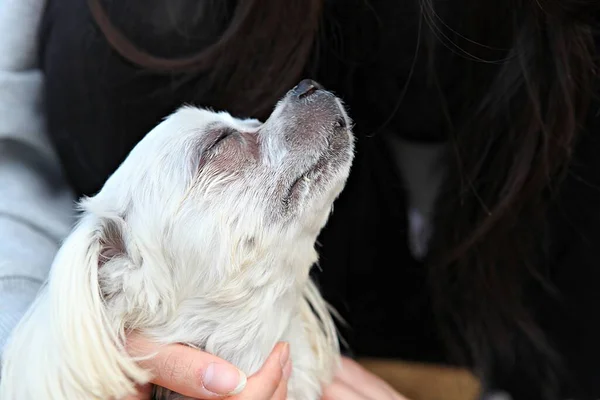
76;79;354;307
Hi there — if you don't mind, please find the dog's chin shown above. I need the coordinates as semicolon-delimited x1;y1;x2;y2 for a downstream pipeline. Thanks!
283;150;351;214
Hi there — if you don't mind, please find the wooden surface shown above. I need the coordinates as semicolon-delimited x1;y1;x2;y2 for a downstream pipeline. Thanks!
358;358;481;400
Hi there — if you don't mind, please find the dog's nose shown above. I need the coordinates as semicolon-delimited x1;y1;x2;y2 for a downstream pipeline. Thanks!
293;79;323;99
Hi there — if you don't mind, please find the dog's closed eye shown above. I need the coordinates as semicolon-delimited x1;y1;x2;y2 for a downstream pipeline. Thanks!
206;128;236;153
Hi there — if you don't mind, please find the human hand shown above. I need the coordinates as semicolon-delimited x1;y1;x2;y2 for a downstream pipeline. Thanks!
226;342;292;400
124;332;292;400
322;357;410;400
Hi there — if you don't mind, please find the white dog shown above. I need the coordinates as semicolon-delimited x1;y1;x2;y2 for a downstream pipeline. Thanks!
0;80;354;400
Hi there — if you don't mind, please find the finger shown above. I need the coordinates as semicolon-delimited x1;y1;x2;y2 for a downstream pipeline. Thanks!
322;379;370;400
272;359;292;400
126;332;246;399
335;357;379;386
335;358;405;400
269;375;289;400
233;342;290;400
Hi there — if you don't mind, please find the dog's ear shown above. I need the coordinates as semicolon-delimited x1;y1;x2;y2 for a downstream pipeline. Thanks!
0;213;150;399
98;217;128;267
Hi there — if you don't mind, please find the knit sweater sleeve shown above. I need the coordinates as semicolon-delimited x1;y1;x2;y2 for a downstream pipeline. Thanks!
0;0;75;356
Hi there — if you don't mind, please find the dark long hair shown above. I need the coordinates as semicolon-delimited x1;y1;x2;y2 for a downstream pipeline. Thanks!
424;0;597;396
86;0;323;118
86;0;598;396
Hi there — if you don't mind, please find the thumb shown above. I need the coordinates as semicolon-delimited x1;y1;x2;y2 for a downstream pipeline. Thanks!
126;332;246;399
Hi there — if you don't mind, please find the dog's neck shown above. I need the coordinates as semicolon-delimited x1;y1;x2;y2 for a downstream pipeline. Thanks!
119;255;318;376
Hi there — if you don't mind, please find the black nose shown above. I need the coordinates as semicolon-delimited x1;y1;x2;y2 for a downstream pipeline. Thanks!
293;79;322;99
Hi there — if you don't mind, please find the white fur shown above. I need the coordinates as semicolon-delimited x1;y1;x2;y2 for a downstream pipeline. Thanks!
0;88;354;400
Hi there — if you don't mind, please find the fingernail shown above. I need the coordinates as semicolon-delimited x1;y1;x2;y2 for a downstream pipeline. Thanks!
203;363;247;395
282;359;293;381
279;343;290;367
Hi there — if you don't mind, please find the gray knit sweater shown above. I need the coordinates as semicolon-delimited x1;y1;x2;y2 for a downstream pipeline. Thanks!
0;0;75;359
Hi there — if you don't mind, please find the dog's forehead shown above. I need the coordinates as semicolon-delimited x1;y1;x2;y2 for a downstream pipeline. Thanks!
164;106;262;135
